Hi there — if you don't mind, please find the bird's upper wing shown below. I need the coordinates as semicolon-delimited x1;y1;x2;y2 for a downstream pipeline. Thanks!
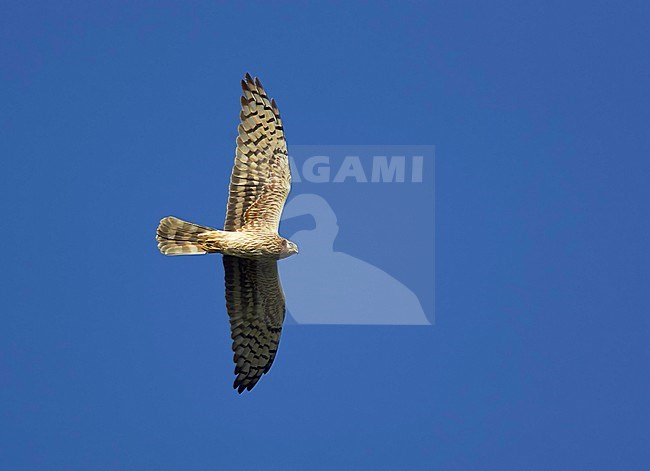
223;256;285;393
224;74;290;233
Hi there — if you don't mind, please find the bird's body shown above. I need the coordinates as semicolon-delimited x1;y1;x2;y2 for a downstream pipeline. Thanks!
156;74;298;393
157;216;296;260
202;230;294;259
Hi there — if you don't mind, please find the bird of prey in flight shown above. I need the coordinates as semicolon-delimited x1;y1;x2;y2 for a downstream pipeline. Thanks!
156;74;298;393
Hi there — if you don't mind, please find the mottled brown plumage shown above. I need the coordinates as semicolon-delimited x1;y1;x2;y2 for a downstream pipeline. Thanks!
157;216;294;260
156;74;297;393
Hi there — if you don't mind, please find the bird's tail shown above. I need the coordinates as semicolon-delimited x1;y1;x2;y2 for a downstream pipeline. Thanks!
156;216;214;256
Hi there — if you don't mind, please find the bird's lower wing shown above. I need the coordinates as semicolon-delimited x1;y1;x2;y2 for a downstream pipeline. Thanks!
223;256;286;393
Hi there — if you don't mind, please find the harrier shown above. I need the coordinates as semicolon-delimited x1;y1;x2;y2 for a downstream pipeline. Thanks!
156;74;298;393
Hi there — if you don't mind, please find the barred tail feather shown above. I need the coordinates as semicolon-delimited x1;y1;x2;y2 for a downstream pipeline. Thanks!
156;216;213;256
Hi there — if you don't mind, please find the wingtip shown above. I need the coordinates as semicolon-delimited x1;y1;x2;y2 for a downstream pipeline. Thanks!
242;73;266;92
233;373;262;394
241;73;253;92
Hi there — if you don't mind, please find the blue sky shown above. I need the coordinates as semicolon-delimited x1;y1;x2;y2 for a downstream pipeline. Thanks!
1;1;649;470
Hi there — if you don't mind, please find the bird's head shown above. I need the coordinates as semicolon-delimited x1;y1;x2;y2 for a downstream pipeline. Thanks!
280;239;299;259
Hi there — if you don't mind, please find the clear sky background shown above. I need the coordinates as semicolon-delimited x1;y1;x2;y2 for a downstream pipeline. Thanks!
1;2;649;470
